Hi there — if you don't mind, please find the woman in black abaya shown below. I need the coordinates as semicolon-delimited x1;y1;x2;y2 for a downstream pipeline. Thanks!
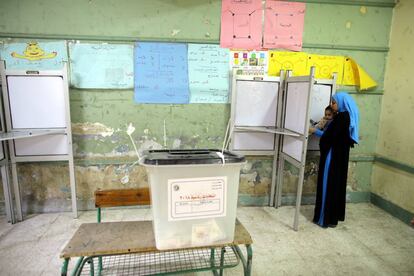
309;92;359;228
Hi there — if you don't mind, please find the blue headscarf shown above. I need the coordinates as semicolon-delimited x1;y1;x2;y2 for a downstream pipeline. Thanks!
332;92;359;144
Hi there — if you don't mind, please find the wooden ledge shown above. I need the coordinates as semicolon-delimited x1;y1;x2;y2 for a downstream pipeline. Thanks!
60;220;252;258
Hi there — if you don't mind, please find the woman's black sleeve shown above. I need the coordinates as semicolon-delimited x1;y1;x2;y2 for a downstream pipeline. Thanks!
320;112;350;150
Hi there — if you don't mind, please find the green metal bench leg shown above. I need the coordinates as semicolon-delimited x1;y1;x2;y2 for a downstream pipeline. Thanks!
219;247;225;276
61;258;69;276
234;244;253;276
97;207;101;223
71;257;84;276
98;257;103;276
245;244;253;276
210;248;219;276
88;259;95;276
97;207;103;275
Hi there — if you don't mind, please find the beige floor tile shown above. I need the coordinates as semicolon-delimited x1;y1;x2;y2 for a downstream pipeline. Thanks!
0;203;412;275
377;249;414;273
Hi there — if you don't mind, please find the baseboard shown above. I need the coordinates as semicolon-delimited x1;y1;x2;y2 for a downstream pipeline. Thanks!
238;191;370;207
238;195;269;206
370;192;414;227
374;155;414;175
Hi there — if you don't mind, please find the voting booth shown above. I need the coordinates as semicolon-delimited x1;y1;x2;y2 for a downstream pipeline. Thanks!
229;67;337;230
0;62;77;223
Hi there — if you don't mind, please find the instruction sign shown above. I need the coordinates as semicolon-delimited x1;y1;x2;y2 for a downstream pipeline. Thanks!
168;176;227;221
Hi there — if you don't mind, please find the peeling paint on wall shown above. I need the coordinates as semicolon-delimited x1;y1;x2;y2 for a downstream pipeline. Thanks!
171;29;181;36
239;158;273;196
72;122;114;137
0;153;366;215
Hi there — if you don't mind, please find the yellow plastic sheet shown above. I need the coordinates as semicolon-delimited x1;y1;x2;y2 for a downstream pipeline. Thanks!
342;57;377;90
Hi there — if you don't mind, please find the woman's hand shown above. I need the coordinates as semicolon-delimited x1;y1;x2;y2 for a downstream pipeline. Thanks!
309;127;316;134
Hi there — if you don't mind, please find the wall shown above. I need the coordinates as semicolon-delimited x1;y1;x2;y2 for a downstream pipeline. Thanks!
371;0;414;224
0;0;395;213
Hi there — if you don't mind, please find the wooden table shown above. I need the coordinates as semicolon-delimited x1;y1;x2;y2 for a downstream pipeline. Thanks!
61;220;253;276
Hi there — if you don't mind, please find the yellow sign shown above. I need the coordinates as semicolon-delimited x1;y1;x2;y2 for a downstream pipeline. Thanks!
266;51;377;90
307;54;344;84
268;51;308;76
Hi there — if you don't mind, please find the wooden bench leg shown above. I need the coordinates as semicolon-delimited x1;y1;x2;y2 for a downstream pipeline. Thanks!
61;258;69;276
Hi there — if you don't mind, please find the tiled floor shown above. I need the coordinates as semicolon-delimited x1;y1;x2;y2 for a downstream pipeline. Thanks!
0;203;413;275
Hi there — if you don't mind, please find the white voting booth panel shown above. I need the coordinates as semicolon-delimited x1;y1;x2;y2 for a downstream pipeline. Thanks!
281;81;310;162
277;70;316;231
14;134;68;156
233;132;274;150
235;80;279;126
308;84;333;150
7;76;66;129
309;84;332;127
284;82;310;136
282;136;304;162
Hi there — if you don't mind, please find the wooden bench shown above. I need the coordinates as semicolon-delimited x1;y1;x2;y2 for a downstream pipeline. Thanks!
60;188;253;276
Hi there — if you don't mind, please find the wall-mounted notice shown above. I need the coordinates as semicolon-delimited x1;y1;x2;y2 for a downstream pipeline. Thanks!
220;0;263;49
0;41;67;70
230;50;268;72
134;42;189;104
69;43;134;89
268;51;308;76
168;176;227;221
307;54;344;84
188;44;229;103
263;1;306;51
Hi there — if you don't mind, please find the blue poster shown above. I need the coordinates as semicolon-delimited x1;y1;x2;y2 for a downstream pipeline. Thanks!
69;42;134;89
0;40;67;70
134;42;189;104
188;44;230;103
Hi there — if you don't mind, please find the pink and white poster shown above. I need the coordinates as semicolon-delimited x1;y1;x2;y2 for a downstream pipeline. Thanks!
263;1;306;51
220;0;263;50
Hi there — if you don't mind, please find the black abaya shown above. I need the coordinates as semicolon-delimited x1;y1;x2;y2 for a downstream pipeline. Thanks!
313;111;355;227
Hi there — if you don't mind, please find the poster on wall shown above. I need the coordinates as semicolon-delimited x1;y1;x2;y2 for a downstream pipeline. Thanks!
263;1;306;51
69;42;134;89
0;40;67;70
220;0;263;49
230;50;268;74
134;42;189;104
307;54;344;83
268;51;308;76
188;44;230;103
